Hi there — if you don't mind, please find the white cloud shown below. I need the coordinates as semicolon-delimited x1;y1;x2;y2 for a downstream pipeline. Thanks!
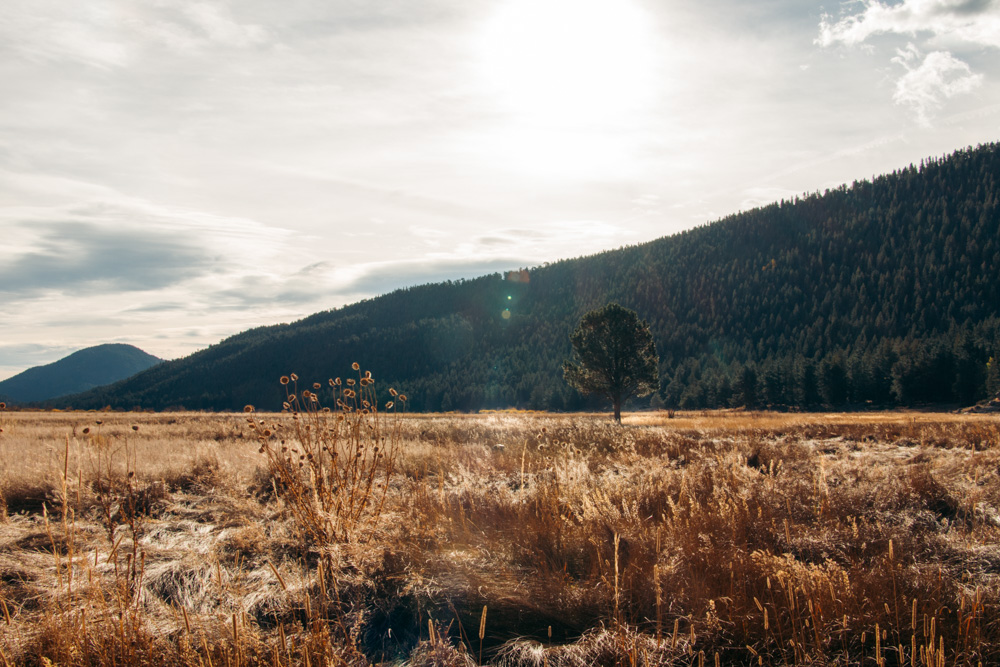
817;0;1000;49
0;0;272;70
175;3;270;49
891;45;983;125
816;0;997;124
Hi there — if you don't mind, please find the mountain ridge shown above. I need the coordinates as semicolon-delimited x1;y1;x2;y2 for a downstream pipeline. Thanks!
51;142;1000;411
1;344;162;404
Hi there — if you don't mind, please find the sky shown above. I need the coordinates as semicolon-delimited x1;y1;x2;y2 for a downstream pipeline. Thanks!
2;0;1000;380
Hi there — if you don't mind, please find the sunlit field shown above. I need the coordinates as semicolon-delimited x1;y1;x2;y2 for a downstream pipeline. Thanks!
2;404;999;666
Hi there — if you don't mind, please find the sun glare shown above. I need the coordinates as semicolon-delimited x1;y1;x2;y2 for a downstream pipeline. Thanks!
475;0;659;177
480;0;657;127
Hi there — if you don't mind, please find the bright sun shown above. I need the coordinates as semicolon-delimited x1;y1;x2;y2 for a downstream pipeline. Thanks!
475;0;659;177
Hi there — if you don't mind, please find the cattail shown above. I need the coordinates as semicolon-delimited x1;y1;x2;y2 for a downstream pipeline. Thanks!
268;561;287;590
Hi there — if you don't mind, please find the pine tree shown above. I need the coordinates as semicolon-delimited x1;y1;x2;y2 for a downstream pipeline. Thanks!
564;303;659;423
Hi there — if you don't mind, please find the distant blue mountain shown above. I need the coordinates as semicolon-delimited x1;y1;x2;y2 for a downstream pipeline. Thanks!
0;344;161;404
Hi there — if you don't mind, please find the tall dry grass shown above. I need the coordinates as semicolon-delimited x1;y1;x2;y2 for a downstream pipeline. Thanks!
0;401;998;665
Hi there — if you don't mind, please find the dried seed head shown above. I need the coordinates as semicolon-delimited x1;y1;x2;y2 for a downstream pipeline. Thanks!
290;373;298;381
364;370;372;379
347;378;355;386
131;425;139;431
399;394;407;402
83;427;90;434
389;388;397;397
385;401;394;410
313;383;321;390
280;376;290;385
0;402;5;410
95;420;103;425
244;405;254;413
352;362;360;371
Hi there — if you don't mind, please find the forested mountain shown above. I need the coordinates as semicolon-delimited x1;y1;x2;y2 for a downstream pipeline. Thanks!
0;344;161;404
53;143;1000;412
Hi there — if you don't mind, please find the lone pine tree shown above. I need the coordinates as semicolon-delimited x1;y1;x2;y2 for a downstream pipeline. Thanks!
563;303;659;423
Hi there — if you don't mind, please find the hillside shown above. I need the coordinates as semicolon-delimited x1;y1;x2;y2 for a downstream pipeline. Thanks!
0;344;161;404
54;143;1000;411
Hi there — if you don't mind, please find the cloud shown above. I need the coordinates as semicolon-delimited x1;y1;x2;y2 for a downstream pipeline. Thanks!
816;0;997;124
0;221;215;297
0;181;299;307
891;45;984;125
0;0;272;69
817;0;1000;49
347;259;526;296
174;3;270;49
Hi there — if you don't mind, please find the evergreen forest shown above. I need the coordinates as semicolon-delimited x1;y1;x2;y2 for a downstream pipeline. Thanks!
53;143;1000;412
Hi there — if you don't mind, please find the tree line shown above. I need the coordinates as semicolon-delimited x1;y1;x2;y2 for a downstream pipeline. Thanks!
52;143;1000;412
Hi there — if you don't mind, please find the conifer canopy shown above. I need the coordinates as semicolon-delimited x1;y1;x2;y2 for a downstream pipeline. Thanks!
563;303;659;422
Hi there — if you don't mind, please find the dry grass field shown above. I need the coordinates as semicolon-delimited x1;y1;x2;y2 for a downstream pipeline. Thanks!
1;388;999;666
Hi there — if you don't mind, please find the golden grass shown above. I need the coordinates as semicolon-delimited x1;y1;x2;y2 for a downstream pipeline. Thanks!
1;403;999;665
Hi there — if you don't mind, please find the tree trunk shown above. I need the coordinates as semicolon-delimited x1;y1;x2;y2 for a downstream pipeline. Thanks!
613;396;622;423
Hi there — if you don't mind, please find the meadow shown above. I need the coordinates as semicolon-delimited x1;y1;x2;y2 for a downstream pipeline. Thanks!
1;390;999;666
